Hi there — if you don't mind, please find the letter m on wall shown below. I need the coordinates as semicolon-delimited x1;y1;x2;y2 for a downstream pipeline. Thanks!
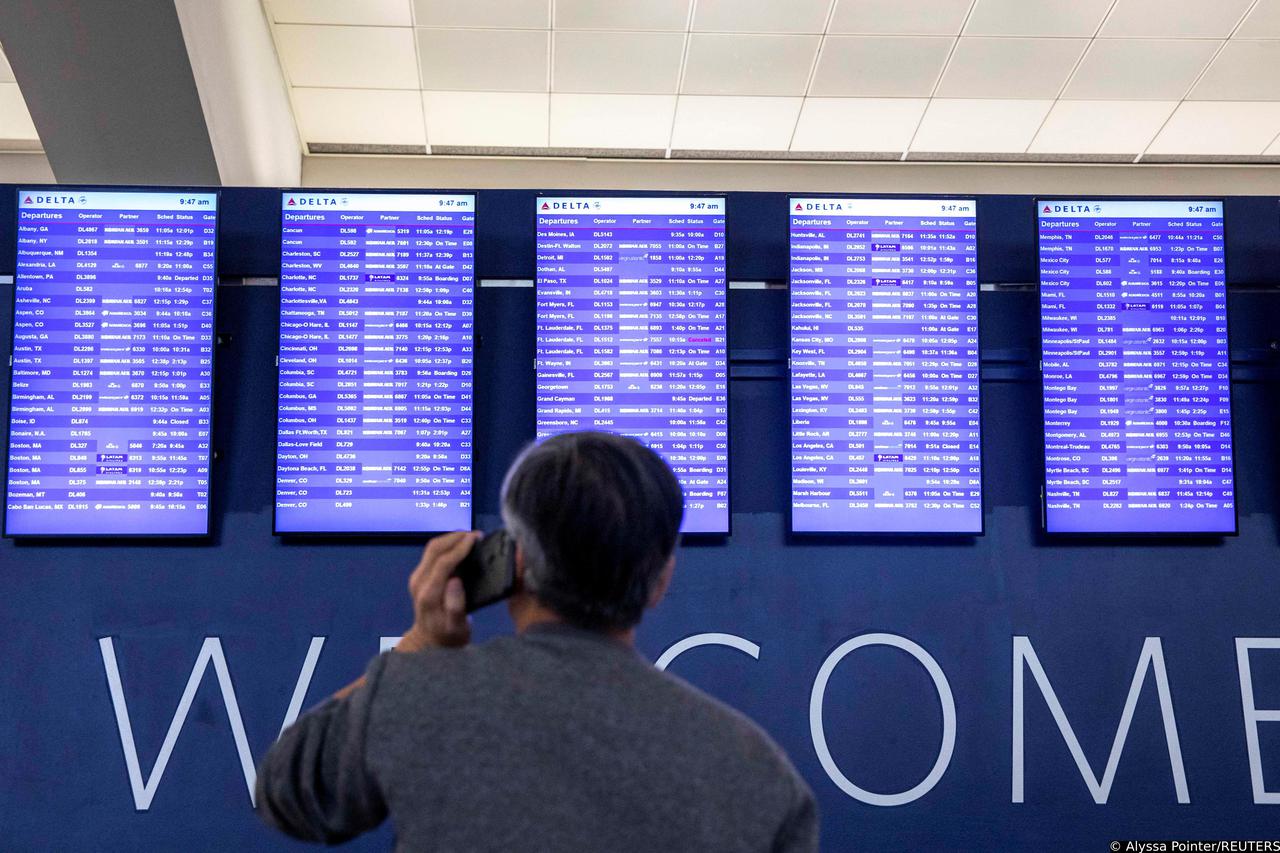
1012;636;1189;804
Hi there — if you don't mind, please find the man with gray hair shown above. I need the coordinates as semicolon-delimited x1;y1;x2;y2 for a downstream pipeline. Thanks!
257;431;818;852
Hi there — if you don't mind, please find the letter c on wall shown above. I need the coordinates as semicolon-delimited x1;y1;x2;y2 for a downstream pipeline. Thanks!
810;632;957;807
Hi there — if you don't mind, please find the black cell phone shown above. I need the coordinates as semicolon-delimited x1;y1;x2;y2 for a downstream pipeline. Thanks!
452;529;517;613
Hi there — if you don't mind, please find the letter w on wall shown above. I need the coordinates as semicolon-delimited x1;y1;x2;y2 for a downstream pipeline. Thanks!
98;636;324;810
1012;636;1189;804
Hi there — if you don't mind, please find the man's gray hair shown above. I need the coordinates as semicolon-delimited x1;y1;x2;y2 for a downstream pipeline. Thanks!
499;431;684;631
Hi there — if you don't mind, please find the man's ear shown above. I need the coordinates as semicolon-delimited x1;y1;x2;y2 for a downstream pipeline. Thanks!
647;555;676;609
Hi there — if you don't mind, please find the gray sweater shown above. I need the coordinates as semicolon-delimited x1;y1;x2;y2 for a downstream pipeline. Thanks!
257;624;818;852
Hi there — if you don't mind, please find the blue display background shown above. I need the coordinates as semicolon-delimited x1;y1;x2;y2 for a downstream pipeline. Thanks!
2;188;1280;851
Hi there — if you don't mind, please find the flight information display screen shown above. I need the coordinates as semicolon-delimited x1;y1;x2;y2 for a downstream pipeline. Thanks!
275;192;475;534
790;197;982;533
535;196;728;534
1038;199;1235;534
5;189;217;536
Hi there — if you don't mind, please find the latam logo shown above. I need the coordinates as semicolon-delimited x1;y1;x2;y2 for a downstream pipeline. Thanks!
25;194;83;205
1044;204;1102;214
286;197;341;207
541;201;590;211
796;202;844;212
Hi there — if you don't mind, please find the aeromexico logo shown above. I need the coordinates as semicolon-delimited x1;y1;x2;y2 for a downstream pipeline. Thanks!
286;197;348;207
795;202;843;211
1044;203;1102;214
24;194;87;205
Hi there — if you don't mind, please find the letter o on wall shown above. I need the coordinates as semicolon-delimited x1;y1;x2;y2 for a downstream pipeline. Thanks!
809;632;957;806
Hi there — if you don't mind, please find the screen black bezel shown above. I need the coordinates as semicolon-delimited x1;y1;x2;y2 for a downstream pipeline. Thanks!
271;188;480;538
533;191;731;539
785;193;986;539
2;184;222;540
1033;195;1239;538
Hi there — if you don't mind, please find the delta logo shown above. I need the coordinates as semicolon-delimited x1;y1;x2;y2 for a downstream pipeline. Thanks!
287;197;339;207
1044;203;1102;214
541;201;590;211
26;194;79;205
796;202;843;212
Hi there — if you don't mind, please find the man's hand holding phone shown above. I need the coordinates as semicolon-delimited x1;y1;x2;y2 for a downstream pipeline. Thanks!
396;531;481;653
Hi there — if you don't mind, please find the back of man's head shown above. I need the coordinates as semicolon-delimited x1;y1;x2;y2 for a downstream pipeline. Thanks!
500;431;684;631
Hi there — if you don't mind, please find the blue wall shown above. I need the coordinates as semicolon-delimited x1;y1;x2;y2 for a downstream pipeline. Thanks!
2;188;1280;851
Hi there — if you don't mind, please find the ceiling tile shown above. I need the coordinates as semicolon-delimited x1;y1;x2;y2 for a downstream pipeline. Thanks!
936;37;1088;99
682;34;820;96
1063;39;1219;99
1101;0;1255;38
292;88;425;145
0;82;37;141
1190;40;1280;100
790;97;927;151
693;0;832;34
1236;0;1280;37
1146;101;1280;154
0;46;13;83
1267;132;1280;154
422;92;549;147
911;98;1053;152
550;94;677;148
417;29;547;91
412;0;548;29
810;36;952;97
554;0;691;30
965;0;1112;36
553;31;684;94
267;0;412;26
1029;100;1177;153
828;0;971;35
669;95;802;150
275;25;418;89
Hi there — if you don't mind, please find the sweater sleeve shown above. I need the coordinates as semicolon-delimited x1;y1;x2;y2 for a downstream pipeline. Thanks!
772;773;819;853
255;653;391;844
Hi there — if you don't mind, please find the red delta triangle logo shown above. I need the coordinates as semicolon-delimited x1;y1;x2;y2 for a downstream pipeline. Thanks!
541;202;549;210
795;203;803;211
1043;205;1051;213
287;198;296;206
23;196;32;204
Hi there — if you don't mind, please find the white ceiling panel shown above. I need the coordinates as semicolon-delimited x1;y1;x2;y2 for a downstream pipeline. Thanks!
810;36;952;97
791;97;927;151
417;29;548;91
828;0;972;35
965;0;1113;37
693;0;833;34
1237;0;1280;37
0;46;14;83
1029;100;1176;153
1190;41;1280;101
1063;39;1219;100
553;31;685;94
936;37;1088;99
554;0;691;31
682;34;820;96
670;95;802;150
1101;0;1255;38
1267;132;1280;154
267;0;412;27
412;0;549;29
423;92;549;146
275;25;419;89
292;88;425;145
0;82;37;141
1146;101;1280;154
911;98;1053;151
550;94;677;148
